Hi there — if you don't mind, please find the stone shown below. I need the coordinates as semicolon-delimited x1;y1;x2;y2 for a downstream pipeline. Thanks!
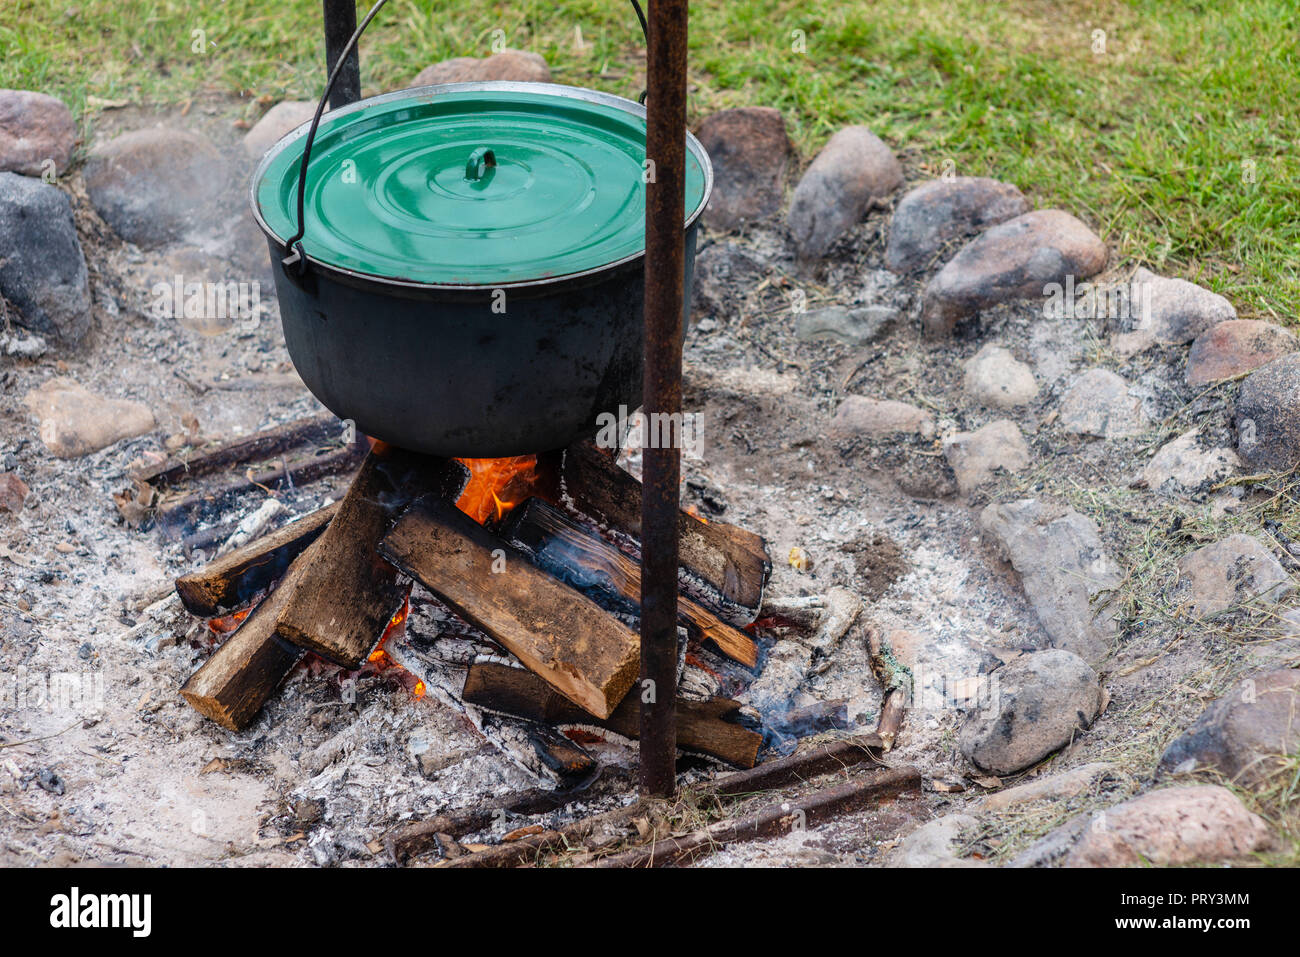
409;50;550;87
1159;669;1300;787
0;172;92;343
888;814;984;868
795;304;898;346
1116;268;1236;353
1235;353;1300;470
787;125;902;260
0;331;48;358
1058;368;1147;438
885;177;1029;273
1138;429;1238;493
0;472;29;513
943;419;1031;496
921;209;1107;337
963;344;1038;409
690;241;763;320
0;89;76;176
1186;319;1297;387
980;762;1116;811
694;107;790;230
242;101;316;160
22;377;156;458
958;649;1102;775
1175;534;1293;619
1062;786;1271;867
830;396;934;440
83;127;230;248
979;499;1119;664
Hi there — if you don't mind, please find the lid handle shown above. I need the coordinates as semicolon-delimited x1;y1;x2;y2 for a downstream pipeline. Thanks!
465;147;497;182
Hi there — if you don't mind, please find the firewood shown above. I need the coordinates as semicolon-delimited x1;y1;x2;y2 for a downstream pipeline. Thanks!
866;621;910;751
133;413;344;488
502;498;758;667
592;765;921;868
712;734;883;796
380;497;640;720
173;503;338;617
461;660;762;768
275;448;468;668
179;544;317;730
440;800;648;869
561;440;771;618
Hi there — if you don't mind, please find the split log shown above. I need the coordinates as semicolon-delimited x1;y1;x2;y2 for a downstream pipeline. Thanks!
712;734;882;796
380;497;640;719
275;449;469;669
173;503;338;616
179;543;318;730
461;660;762;768
561;440;770;618
593;765;921;868
503;498;757;667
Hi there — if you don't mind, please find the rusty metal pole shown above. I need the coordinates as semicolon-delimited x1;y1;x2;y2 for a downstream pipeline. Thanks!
639;0;688;799
322;0;362;108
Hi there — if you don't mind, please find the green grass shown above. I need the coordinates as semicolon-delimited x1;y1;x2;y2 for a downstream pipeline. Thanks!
3;0;1298;317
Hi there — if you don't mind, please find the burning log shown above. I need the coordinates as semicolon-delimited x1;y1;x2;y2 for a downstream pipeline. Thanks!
274;448;469;669
461;660;762;768
561;440;770;619
379;496;640;720
592;765;921;868
502;498;758;668
179;544;317;730
173;503;338;617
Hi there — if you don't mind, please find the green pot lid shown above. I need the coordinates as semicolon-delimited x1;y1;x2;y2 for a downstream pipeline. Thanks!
253;83;711;287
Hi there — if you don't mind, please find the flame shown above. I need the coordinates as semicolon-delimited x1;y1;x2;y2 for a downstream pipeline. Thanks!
454;455;540;524
367;595;411;668
685;505;710;525
208;605;253;635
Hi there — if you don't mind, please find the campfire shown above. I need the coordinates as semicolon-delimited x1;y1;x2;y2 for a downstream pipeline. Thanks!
158;427;779;788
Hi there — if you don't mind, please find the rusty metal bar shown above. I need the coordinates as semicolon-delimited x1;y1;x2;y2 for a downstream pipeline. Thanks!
322;0;361;108
639;0;689;799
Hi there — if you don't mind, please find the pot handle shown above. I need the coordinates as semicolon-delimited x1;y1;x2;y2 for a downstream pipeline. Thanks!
281;0;652;274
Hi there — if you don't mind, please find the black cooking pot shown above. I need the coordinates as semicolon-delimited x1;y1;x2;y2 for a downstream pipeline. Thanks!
249;81;711;457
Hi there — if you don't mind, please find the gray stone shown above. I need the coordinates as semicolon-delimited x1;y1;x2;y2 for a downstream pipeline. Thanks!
787;126;902;260
0;172;91;343
23;376;155;458
921;209;1107;337
1058;368;1148;438
1159;669;1300;787
959;649;1102;775
830;396;934;440
943;419;1031;496
980;762;1116;811
1186;319;1297;387
795;304;898;346
1235;353;1300;470
1113;268;1236;354
888;814;984;867
963;344;1038;409
243;100;315;160
885;176;1029;273
695;107;790;230
979;499;1120;664
1176;534;1293;619
1061;786;1271;867
409;50;550;86
1138;429;1238;493
0;89;76;176
83;127;230;248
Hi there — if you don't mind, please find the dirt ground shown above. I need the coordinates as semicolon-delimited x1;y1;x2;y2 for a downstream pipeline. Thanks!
1;93;1296;868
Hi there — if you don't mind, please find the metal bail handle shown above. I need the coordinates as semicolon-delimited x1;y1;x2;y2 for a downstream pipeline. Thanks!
283;0;652;272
